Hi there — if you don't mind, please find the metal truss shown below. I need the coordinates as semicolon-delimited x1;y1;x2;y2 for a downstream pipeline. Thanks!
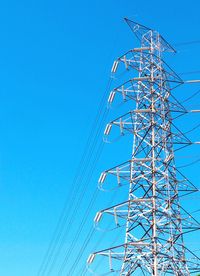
87;19;200;275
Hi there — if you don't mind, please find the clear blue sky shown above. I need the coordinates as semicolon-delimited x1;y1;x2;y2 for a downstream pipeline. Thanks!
0;0;200;275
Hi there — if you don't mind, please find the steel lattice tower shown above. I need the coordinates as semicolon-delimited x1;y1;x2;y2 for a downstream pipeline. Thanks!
87;19;200;275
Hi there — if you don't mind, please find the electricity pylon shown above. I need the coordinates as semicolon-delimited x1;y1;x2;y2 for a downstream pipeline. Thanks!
87;18;200;275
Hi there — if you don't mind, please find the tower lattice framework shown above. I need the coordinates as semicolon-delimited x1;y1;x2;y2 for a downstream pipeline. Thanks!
87;19;200;275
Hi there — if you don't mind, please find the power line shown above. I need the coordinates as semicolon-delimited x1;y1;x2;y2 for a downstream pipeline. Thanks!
38;77;112;276
69;190;119;275
57;143;104;275
181;89;200;103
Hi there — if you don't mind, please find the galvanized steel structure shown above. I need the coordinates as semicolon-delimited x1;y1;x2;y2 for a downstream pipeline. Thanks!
87;19;200;275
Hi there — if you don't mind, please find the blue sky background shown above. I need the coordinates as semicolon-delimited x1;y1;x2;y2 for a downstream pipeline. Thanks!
0;0;200;275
